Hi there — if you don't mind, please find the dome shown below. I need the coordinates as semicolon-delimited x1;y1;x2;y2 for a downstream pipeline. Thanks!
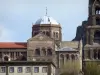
35;15;59;25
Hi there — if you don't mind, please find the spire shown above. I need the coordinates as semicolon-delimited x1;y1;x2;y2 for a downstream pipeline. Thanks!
46;7;47;16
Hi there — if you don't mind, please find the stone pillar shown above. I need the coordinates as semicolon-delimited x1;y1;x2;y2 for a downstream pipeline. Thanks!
84;50;88;60
19;52;21;56
14;52;16;60
96;49;98;59
86;29;89;44
1;52;3;61
64;54;66;65
90;30;94;44
69;54;71;60
90;49;94;60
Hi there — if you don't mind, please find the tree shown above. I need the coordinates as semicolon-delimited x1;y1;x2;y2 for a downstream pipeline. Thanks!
60;60;80;75
83;62;100;75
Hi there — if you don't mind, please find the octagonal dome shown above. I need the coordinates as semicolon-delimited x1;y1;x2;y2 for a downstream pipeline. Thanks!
35;15;59;25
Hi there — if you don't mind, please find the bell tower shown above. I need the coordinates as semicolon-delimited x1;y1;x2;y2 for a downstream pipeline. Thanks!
86;0;100;44
84;0;100;61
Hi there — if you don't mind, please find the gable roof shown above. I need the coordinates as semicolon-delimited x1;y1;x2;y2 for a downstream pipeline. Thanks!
0;42;27;48
28;32;53;41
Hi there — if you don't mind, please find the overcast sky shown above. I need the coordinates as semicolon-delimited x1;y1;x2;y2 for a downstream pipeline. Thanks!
0;0;88;42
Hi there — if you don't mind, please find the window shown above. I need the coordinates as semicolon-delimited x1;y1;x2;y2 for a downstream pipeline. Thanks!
71;54;75;61
0;67;6;73
47;48;52;56
0;52;2;58
60;54;64;65
46;31;50;36
96;18;100;25
26;67;31;73
53;32;55;38
4;56;9;61
66;54;69;60
9;67;14;73
35;48;40;56
42;67;48;73
34;67;39;73
17;67;23;73
56;32;58;39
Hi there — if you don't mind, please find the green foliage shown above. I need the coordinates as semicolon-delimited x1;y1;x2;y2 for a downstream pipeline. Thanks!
84;62;100;75
60;60;80;75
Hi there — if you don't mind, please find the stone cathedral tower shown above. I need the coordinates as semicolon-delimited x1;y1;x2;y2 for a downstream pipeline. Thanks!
84;0;100;61
27;10;62;63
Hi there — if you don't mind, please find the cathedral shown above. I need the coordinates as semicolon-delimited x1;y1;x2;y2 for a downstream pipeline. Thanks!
1;0;100;75
0;11;82;75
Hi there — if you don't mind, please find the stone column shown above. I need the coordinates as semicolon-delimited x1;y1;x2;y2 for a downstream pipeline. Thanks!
19;52;21;56
1;52;3;61
86;29;89;44
84;50;88;60
64;54;66;66
69;54;71;60
98;49;100;59
14;52;16;60
90;30;94;44
90;49;94;60
96;49;98;60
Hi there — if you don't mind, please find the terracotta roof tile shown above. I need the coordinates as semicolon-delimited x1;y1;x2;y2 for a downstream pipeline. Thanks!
0;42;27;48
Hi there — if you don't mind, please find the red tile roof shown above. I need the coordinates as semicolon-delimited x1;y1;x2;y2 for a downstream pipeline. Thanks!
0;42;27;48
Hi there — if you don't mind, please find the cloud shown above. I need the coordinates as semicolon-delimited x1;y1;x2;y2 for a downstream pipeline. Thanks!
0;24;15;42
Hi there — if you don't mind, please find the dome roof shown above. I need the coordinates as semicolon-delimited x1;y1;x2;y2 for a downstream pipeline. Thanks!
35;15;59;25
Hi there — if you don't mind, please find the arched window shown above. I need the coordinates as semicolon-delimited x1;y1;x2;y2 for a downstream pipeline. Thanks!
71;54;75;60
66;54;69;60
88;50;90;59
42;47;46;56
94;30;100;44
34;31;39;36
43;31;45;35
53;32;55;38
94;50;98;59
56;32;59;39
98;50;100;59
75;54;78;60
35;48;40;56
47;48;52;56
96;18;100;25
60;54;64;66
46;31;50;36
4;56;9;61
95;6;100;14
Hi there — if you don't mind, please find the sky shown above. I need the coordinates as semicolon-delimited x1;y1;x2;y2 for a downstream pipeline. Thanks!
0;0;88;42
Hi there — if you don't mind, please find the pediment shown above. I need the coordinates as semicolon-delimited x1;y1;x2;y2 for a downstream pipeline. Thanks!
27;32;53;41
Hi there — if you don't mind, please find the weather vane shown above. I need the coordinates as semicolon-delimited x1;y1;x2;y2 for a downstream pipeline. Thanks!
46;7;47;16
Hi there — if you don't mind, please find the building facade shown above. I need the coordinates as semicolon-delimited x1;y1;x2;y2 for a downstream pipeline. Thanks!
83;0;100;62
0;15;82;75
0;61;56;75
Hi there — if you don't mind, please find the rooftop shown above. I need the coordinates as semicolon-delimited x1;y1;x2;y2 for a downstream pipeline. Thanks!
35;15;59;25
0;42;27;48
